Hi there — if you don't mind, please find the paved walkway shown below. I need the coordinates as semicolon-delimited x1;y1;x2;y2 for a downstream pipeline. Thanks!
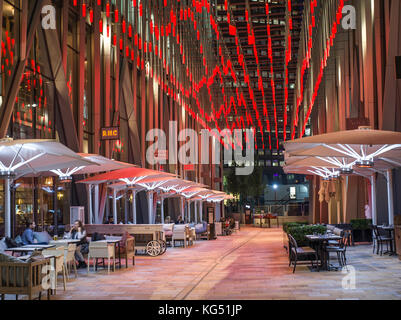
5;227;401;300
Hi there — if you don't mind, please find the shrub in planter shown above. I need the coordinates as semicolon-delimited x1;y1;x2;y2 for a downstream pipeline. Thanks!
287;225;327;247
350;219;373;242
282;222;309;234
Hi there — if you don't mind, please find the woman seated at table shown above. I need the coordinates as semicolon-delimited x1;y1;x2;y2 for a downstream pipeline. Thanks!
65;220;88;269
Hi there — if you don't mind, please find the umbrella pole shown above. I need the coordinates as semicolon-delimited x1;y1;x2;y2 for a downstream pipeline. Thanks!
132;191;137;224
5;178;11;238
386;170;394;225
147;192;153;224
199;201;203;223
88;184;93;224
181;197;185;220
113;189;117;224
94;185;99;224
370;175;377;225
188;201;191;223
194;201;198;224
161;197;165;224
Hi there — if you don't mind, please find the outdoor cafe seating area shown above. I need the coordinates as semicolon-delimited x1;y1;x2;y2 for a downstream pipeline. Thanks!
0;139;236;300
284;219;400;274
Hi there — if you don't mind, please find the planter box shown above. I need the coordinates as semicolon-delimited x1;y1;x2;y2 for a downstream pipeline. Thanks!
352;229;372;243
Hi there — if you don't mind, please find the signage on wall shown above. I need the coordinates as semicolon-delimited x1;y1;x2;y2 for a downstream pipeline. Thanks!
101;127;120;140
183;164;195;171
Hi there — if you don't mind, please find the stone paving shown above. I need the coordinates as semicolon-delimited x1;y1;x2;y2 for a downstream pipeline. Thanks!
4;227;401;300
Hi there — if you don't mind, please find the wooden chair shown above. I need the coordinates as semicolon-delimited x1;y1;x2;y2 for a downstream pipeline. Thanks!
120;237;135;268
64;244;78;279
172;225;190;248
42;247;67;293
0;258;52;300
288;234;319;273
87;242;115;274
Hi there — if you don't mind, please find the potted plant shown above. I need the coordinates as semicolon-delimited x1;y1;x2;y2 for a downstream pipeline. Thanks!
350;219;373;243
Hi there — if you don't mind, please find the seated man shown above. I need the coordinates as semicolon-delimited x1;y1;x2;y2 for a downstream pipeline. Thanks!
21;220;36;245
175;215;185;224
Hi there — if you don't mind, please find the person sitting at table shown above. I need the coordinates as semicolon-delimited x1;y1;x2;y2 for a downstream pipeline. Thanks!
65;220;88;269
21;220;47;245
175;215;185;224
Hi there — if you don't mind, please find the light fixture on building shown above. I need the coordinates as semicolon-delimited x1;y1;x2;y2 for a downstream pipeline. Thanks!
355;160;374;169
57;192;64;201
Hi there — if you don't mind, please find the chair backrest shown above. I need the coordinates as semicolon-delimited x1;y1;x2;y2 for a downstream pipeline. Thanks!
327;225;335;231
125;238;135;253
65;243;77;262
42;247;65;272
372;225;380;238
333;228;344;237
288;234;298;249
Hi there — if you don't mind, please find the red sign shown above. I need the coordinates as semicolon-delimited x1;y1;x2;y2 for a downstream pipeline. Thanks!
183;164;195;171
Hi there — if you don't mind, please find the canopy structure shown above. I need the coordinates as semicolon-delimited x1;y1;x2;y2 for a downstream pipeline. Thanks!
283;128;401;225
0;139;94;179
79;169;175;224
136;176;178;224
49;153;135;180
78;167;175;185
0;139;95;237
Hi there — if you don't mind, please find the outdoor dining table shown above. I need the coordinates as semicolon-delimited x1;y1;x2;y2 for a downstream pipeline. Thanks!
7;244;56;256
377;225;396;256
50;239;81;245
306;234;342;271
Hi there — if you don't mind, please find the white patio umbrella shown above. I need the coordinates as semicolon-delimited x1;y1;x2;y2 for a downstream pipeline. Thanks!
27;153;135;224
0;138;94;237
284;127;401;225
136;176;178;224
